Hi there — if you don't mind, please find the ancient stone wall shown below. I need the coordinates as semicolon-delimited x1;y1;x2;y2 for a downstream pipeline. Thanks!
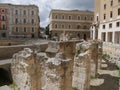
0;39;26;46
0;43;48;60
10;40;102;90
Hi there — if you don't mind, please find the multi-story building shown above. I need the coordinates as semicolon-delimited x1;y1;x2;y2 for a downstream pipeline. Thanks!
0;4;40;38
0;4;9;38
92;0;120;44
49;9;94;40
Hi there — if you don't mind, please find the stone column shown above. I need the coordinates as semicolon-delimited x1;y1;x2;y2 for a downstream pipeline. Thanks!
43;53;72;90
98;41;103;69
112;31;115;44
90;41;99;78
11;48;42;90
72;42;91;90
105;32;108;42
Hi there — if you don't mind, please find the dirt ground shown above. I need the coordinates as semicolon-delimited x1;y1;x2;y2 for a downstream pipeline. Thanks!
90;60;120;90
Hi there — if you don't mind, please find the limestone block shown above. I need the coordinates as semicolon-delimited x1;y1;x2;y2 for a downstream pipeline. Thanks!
73;51;91;90
11;48;43;90
73;42;91;90
46;41;59;57
42;53;72;90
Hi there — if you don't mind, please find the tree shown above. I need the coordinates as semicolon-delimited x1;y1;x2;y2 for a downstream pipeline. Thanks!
45;24;49;35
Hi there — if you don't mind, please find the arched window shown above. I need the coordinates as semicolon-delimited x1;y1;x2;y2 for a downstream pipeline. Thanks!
85;16;87;20
78;16;80;20
55;24;57;28
62;15;64;19
55;15;58;19
69;16;71;20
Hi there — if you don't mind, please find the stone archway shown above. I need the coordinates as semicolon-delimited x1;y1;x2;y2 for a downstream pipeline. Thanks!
0;68;13;86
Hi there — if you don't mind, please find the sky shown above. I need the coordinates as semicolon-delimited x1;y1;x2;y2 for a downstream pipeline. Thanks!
0;0;94;27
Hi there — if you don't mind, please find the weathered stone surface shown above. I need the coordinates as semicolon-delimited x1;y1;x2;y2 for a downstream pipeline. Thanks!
46;41;59;57
73;42;91;90
11;48;42;90
42;53;72;90
10;40;102;90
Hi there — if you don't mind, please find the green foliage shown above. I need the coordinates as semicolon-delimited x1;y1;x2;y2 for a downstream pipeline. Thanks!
76;46;82;57
102;54;110;60
76;50;81;57
90;76;95;80
9;82;19;90
72;87;78;90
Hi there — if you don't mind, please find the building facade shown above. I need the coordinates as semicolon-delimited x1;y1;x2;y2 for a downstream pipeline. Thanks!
49;9;94;40
92;0;120;44
0;4;9;38
0;4;40;38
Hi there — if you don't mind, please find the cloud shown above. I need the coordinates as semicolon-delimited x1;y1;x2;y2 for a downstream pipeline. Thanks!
0;0;94;27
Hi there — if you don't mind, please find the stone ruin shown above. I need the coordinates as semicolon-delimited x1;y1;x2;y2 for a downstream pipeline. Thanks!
11;40;103;90
72;42;91;90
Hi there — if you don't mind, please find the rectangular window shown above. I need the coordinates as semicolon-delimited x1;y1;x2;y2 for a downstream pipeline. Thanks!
96;16;98;21
24;27;27;32
104;4;106;9
118;8;120;15
31;11;34;15
2;16;5;21
32;27;34;32
109;23;112;28
15;10;18;15
23;10;26;15
16;27;19;32
15;18;18;24
103;25;106;29
110;11;113;18
104;14;106;20
32;19;34;24
116;22;120;27
24;19;26;24
111;0;113;6
118;0;120;3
